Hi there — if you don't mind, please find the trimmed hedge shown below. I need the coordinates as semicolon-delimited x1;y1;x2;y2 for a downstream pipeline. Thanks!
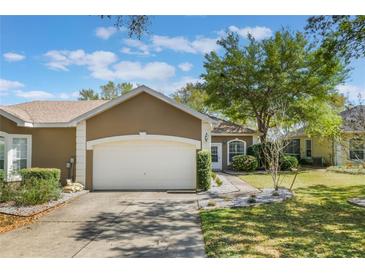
232;155;258;172
197;150;211;191
280;155;299;171
19;168;61;184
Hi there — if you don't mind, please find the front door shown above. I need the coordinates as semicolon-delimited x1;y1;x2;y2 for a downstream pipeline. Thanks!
211;143;222;170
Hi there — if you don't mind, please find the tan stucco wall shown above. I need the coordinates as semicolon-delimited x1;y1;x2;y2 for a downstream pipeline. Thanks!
211;135;253;170
0;115;76;183
296;136;333;165
85;92;203;190
86;92;202;141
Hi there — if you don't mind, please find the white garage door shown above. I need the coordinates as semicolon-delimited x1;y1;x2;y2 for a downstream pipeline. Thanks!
93;140;197;190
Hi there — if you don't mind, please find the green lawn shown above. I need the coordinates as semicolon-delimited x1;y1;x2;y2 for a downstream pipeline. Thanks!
200;170;365;257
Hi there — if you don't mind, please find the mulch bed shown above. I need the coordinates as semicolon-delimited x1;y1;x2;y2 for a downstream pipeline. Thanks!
0;190;88;217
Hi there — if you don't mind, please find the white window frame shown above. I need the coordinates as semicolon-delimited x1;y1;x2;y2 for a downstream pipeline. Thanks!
227;139;246;165
0;131;32;181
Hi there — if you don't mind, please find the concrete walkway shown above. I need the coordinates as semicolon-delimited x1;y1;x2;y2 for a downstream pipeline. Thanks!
0;192;205;258
220;173;259;195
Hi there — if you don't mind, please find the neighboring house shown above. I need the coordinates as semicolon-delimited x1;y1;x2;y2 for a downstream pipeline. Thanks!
287;105;365;166
0;86;258;190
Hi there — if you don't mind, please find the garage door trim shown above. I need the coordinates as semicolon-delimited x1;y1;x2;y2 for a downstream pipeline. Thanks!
87;134;201;150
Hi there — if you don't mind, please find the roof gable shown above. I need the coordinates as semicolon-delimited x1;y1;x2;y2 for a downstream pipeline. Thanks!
70;85;214;125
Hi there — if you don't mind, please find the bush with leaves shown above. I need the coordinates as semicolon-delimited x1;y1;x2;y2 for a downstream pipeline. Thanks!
247;143;273;168
232;155;258;172
19;168;61;183
280;155;299;171
197;150;211;191
0;169;5;184
14;177;61;206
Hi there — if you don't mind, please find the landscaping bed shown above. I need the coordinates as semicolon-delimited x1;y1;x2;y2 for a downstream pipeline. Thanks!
0;190;88;217
200;170;365;257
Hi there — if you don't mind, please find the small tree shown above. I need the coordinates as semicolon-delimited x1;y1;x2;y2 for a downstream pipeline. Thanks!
78;89;99;100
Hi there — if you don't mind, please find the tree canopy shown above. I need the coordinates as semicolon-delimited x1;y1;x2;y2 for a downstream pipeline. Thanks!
100;16;150;39
172;82;211;114
78;81;134;100
306;16;365;62
202;30;347;142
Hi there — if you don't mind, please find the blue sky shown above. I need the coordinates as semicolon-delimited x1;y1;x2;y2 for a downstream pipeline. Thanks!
1;15;364;105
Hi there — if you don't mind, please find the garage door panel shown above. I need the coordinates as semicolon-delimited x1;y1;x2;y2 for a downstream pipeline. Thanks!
93;140;196;190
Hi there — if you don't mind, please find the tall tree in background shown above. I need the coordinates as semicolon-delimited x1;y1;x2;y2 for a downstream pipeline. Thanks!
306;16;365;62
100;15;150;39
203;30;347;142
172;83;211;114
100;81;134;99
78;82;134;100
78;89;99;100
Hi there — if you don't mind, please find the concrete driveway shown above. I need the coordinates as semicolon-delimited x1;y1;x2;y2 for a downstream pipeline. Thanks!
0;192;205;258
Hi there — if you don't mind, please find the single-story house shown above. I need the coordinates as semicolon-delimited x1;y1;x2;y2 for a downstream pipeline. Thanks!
286;105;365;166
0;86;258;190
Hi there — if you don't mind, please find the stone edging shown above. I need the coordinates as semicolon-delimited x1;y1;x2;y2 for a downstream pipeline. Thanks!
348;198;365;208
0;190;89;217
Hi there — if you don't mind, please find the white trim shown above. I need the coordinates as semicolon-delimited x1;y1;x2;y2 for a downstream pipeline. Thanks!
227;138;247;165
75;121;86;185
1;86;214;128
211;143;222;170
87;134;201;150
0;109;31;127
201;121;212;150
0;132;32;182
71;85;214;125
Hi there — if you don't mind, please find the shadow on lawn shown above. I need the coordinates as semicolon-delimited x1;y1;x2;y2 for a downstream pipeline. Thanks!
71;199;204;258
201;185;365;258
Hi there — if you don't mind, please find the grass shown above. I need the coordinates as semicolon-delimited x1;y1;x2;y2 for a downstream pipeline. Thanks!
200;169;365;257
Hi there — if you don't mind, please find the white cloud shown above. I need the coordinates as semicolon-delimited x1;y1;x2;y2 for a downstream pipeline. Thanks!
123;35;219;55
15;90;54;99
44;49;175;81
112;61;175;81
151;35;219;54
228;26;272;40
123;39;151;55
95;27;117;40
337;84;365;102
3;52;26;62
178;62;193;72
0;79;25;91
44;49;118;80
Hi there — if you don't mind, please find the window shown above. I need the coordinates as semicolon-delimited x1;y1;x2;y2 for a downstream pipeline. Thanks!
11;138;28;174
228;140;246;164
285;139;300;156
349;138;365;160
0;136;4;170
305;139;312;158
211;146;218;163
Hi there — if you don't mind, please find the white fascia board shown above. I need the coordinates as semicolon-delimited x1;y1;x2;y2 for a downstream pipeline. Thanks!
70;85;215;125
212;133;257;136
0;109;31;127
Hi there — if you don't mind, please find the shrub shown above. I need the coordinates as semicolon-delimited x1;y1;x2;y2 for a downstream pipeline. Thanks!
215;177;223;187
0;169;5;184
197;150;211;191
0;182;15;203
299;158;313;165
19;168;61;184
211;172;217;180
232;155;258;172
13;177;61;206
280;155;299;171
247;143;273;168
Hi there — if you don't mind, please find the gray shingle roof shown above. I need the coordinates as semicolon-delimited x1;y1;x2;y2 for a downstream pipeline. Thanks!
0;100;108;123
209;115;257;134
